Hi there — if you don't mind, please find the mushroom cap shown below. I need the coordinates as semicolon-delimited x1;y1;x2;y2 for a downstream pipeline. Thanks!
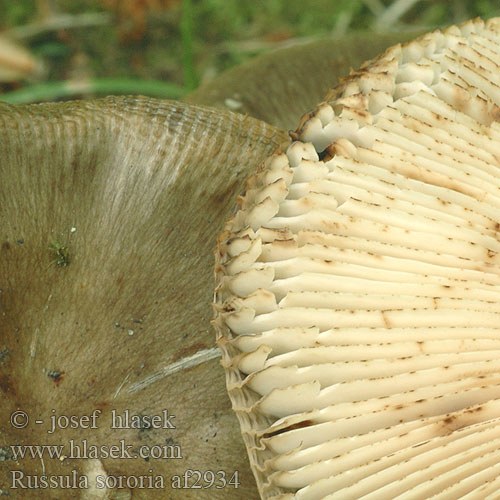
186;31;423;130
0;96;285;499
215;17;500;499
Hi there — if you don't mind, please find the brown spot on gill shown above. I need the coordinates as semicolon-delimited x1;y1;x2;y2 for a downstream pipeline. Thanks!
294;110;316;137
489;104;500;124
441;406;485;434
222;303;236;313
381;310;392;328
319;144;336;162
262;420;315;439
272;238;297;249
413;439;430;448
465;405;484;414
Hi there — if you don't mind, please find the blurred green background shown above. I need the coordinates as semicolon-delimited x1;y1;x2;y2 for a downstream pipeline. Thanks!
1;0;499;103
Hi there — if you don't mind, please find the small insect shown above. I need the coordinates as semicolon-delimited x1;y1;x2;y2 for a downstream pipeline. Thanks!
47;370;65;386
49;241;70;267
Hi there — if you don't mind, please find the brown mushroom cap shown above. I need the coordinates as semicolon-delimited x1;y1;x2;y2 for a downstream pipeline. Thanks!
186;31;423;130
0;96;286;499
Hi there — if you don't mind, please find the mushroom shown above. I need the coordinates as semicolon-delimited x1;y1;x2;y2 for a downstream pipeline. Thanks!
186;31;421;130
0;97;282;499
0;33;401;499
215;16;500;499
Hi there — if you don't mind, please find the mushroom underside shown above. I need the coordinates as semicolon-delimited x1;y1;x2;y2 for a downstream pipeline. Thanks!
215;17;500;500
